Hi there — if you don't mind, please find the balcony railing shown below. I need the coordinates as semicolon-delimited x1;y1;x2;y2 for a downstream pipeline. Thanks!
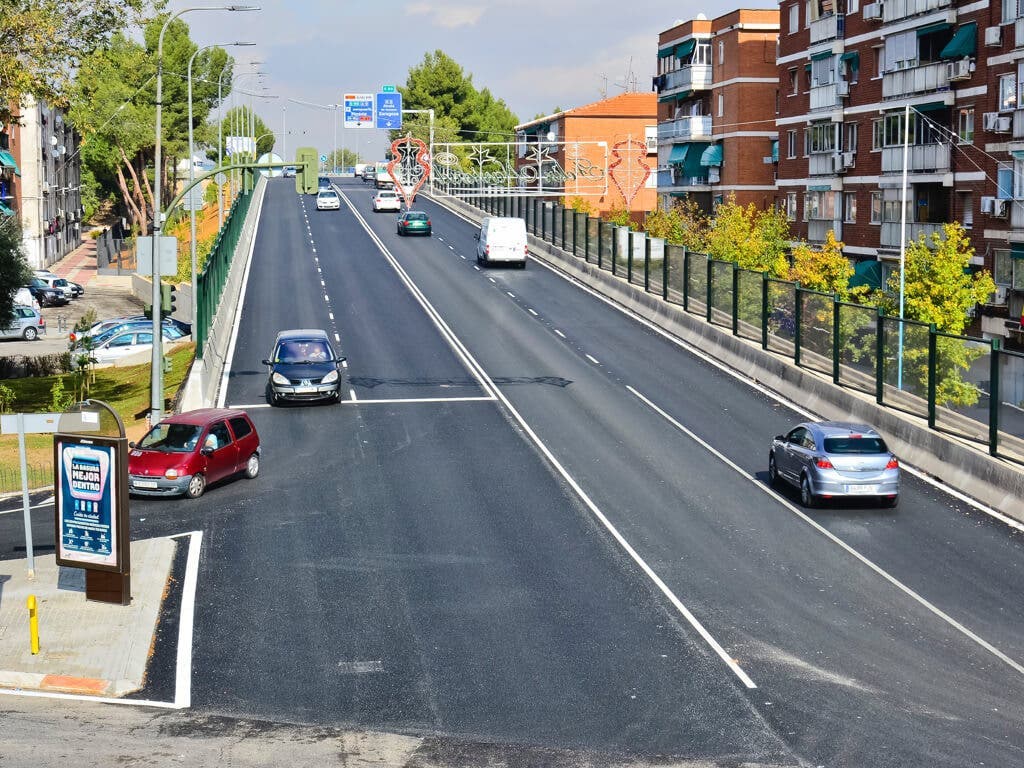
810;13;844;44
1014;109;1024;139
657;115;713;141
657;168;709;187
880;221;945;247
663;64;713;93
810;82;845;111
882;0;951;23
882;62;950;99
1011;200;1024;230
1016;17;1024;49
881;143;951;174
809;152;839;176
808;219;838;243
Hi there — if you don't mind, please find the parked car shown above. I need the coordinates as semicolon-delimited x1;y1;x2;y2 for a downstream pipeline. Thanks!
84;315;191;339
396;210;431;236
128;408;260;498
0;305;46;341
768;421;900;508
36;270;83;298
316;189;340;211
34;274;75;301
372;190;401;212
73;320;184;350
262;328;345;405
87;329;164;364
475;216;528;268
24;277;67;307
13;287;40;311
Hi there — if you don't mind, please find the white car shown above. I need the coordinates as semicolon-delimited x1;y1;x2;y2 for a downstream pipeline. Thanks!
13;287;40;311
372;190;401;212
35;273;75;301
316;190;340;211
90;329;155;364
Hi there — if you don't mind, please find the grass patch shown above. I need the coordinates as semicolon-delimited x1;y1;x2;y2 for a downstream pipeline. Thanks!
0;344;196;493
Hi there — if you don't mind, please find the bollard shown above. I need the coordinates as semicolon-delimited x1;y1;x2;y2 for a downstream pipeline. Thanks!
27;595;39;654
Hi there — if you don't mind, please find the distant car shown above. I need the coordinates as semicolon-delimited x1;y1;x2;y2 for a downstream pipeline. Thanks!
372;190;401;212
475;216;528;268
0;305;46;341
262;328;345;405
317;175;332;193
362;166;376;184
396;210;431;236
768;421;900;508
316;189;340;211
35;270;83;298
282;166;296;177
25;277;67;307
128;408;261;499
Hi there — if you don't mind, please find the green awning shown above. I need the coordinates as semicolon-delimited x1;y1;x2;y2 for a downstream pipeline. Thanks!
804;63;812;71
808;184;830;191
670;142;710;176
914;101;948;112
0;150;20;176
0;201;13;216
849;260;883;290
658;47;676;59
1012;242;1024;259
917;21;952;37
940;22;977;60
700;143;723;167
1012;150;1024;160
771;140;779;162
668;144;689;165
839;51;860;64
810;50;833;61
658;90;692;103
675;39;697;59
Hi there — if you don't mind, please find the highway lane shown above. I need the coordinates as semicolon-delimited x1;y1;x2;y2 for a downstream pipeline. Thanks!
334;180;1024;767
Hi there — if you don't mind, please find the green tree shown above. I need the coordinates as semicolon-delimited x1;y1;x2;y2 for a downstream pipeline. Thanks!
0;217;33;327
789;231;862;300
643;199;708;251
328;148;360;171
0;0;153;123
704;195;790;276
218;106;274;159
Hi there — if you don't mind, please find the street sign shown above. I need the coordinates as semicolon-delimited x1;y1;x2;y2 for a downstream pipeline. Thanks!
376;92;402;130
137;235;178;276
225;136;255;156
344;93;374;128
381;84;396;93
182;186;205;212
320;154;328;162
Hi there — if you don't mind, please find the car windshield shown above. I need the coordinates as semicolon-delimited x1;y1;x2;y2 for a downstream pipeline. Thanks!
138;423;202;453
275;339;331;363
319;192;337;199
405;212;428;221
823;436;888;454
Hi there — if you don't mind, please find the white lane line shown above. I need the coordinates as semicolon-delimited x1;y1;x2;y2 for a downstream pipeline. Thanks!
459;254;466;260
320;280;325;287
473;265;480;271
0;496;55;516
528;308;538;316
328;312;334;321
340;358;347;367
448;245;454;251
554;329;566;339
228;403;272;409
0;688;178;709
349;389;357;401
437;237;444;242
174;530;203;708
585;354;600;365
507;292;516;298
488;277;496;284
626;385;1024;678
324;294;330;302
343;396;497;405
335;333;342;344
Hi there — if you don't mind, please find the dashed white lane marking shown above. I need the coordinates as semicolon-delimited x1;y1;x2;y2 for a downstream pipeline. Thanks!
554;329;566;339
585;354;600;365
506;292;516;298
335;333;342;343
320;280;325;287
437;237;444;242
473;265;480;271
349;389;357;401
459;254;466;260
324;294;330;302
343;396;496;405
328;312;334;321
488;278;496;284
528;308;538;316
340;357;347;367
0;496;55;516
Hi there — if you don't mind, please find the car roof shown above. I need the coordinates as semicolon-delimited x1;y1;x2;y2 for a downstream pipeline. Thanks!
274;328;331;342
402;210;426;216
803;421;881;438
160;408;250;426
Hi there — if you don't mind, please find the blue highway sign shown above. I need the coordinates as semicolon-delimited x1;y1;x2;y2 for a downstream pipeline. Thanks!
344;93;374;128
375;92;402;130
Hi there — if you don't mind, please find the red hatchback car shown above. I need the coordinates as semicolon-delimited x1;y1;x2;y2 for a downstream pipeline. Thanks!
128;408;260;498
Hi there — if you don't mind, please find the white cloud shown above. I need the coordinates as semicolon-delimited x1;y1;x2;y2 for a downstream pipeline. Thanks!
406;2;487;28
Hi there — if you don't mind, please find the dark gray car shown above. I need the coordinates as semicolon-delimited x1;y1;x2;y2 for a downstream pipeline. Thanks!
262;329;346;405
768;421;900;508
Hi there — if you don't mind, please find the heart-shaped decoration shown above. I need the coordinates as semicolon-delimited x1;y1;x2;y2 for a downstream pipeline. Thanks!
607;138;651;208
387;136;431;209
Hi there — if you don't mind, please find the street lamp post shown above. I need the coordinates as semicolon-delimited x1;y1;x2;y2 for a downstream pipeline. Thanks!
151;4;259;426
898;102;911;390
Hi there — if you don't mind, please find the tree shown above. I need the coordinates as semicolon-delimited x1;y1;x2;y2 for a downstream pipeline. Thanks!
328;149;360;171
0;0;152;123
217;106;274;160
0;217;33;326
704;195;790;276
643;199;708;251
788;230;863;300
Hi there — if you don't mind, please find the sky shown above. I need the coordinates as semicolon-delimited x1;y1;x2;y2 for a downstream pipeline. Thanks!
168;0;777;163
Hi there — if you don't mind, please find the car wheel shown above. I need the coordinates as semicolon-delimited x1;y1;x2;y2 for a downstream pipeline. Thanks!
800;474;817;508
23;327;38;341
768;453;779;486
185;473;206;499
245;453;260;479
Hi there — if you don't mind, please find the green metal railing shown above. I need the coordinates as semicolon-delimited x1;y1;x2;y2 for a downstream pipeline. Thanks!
461;193;1024;463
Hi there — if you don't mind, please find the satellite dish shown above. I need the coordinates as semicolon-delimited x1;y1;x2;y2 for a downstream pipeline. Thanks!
50;135;58;146
58;145;66;155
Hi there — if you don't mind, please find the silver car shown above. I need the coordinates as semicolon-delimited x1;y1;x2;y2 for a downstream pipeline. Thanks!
768;421;900;508
1;305;46;340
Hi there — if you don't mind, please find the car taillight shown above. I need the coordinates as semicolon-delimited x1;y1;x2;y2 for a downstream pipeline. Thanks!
485;245;490;254
426;220;431;226
886;458;899;469
39;317;45;327
524;245;529;254
815;458;834;469
68;332;75;341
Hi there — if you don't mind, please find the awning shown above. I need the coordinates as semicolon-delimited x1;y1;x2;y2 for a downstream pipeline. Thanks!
700;143;723;167
810;50;833;61
658;47;676;59
914;101;948;112
675;39;697;59
771;140;779;163
917;21;952;37
1012;242;1024;259
839;51;860;64
849;260;883;290
1013;150;1024;161
670;142;710;176
668;144;689;165
0;201;13;216
808;184;831;191
940;22;977;60
0;150;20;176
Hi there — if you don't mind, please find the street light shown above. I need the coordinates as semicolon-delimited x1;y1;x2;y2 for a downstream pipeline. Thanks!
151;4;259;425
189;41;254;340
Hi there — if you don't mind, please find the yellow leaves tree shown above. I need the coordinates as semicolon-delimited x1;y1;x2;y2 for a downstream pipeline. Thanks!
643;198;708;251
789;230;863;301
704;194;790;277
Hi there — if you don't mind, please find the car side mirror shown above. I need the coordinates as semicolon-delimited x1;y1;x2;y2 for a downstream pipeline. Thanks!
201;446;214;456
775;435;785;442
128;441;136;449
473;233;480;240
261;359;271;366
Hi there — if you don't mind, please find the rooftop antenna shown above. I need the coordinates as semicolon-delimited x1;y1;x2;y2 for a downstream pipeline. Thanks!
598;73;608;99
614;57;638;93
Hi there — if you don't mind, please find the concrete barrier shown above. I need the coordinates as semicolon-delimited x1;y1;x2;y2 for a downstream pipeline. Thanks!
431;193;1024;520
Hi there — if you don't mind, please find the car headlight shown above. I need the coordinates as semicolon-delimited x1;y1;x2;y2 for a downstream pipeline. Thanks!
320;369;339;384
165;468;181;479
272;372;290;386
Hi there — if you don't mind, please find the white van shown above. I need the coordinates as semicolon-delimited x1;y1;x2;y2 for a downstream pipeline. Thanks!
474;217;528;268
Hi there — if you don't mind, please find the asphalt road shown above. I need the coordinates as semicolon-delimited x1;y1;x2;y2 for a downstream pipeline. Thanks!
3;176;1023;766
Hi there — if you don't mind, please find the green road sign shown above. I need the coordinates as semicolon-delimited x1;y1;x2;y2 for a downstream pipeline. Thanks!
381;84;395;93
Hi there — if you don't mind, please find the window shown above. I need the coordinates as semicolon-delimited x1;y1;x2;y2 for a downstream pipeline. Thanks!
957;108;974;144
718;41;725;65
787;129;797;158
808;122;837;153
872;118;883;150
810;56;836;87
998;165;1014;200
803;129;809;157
208;422;232;450
957;192;973;227
848;55;859;84
844;192;857;223
870;192;882;223
787;192;798;221
805;0;812;26
718;94;724;117
694;42;712;66
805;190;837;220
847;0;859;12
845;122;858;153
229;416;253;439
884;30;917;71
999;74;1017;112
789;68;798;95
873;46;885;78
994;249;1013;286
789;3;799;33
1004;0;1019;24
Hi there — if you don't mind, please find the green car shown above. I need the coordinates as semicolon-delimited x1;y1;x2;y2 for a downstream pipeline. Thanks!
396;210;432;236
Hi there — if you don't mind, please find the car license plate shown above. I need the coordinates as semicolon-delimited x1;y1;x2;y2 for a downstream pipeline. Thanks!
295;385;316;393
846;484;877;494
133;480;158;489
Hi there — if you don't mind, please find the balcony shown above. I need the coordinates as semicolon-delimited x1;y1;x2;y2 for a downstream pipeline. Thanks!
882;62;950;99
657;115;713;142
663;64;712;94
810;13;844;45
1016;17;1024;49
810;81;847;111
882;0;951;23
657;168;709;188
1012;200;1024;230
880;221;945;247
881;143;951;174
809;152;838;176
1014;109;1024;139
808;219;838;243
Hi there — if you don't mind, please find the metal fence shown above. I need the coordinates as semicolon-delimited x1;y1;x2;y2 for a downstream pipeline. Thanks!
459;194;1024;464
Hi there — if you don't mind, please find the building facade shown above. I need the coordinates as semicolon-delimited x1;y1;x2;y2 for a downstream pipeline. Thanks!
515;92;658;219
654;9;781;213
776;0;1023;342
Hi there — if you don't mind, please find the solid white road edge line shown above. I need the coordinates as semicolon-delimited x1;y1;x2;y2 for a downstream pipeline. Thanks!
585;354;600;365
0;688;179;709
174;530;203;708
626;384;1024;677
342;396;497;405
554;329;566;339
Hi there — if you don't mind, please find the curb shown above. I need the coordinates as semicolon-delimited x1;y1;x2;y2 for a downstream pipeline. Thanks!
0;671;114;696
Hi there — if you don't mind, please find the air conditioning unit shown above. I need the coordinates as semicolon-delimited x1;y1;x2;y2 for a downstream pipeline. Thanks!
991;285;1009;305
998;116;1013;133
947;59;972;81
863;2;883;21
842;151;856;168
836;79;850;97
980;196;995;214
993;198;1009;218
763;155;774;164
985;26;1002;47
831;153;847;173
645;135;657;154
41;181;50;194
983;112;1002;131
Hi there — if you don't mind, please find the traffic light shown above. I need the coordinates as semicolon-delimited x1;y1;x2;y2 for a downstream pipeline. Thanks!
160;283;177;314
143;303;154;320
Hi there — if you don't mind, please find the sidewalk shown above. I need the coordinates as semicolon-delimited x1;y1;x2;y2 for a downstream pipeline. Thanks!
47;234;100;287
0;537;176;698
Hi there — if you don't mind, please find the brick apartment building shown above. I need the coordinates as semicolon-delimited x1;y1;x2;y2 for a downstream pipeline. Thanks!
515;92;658;219
654;9;781;212
776;0;1024;342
